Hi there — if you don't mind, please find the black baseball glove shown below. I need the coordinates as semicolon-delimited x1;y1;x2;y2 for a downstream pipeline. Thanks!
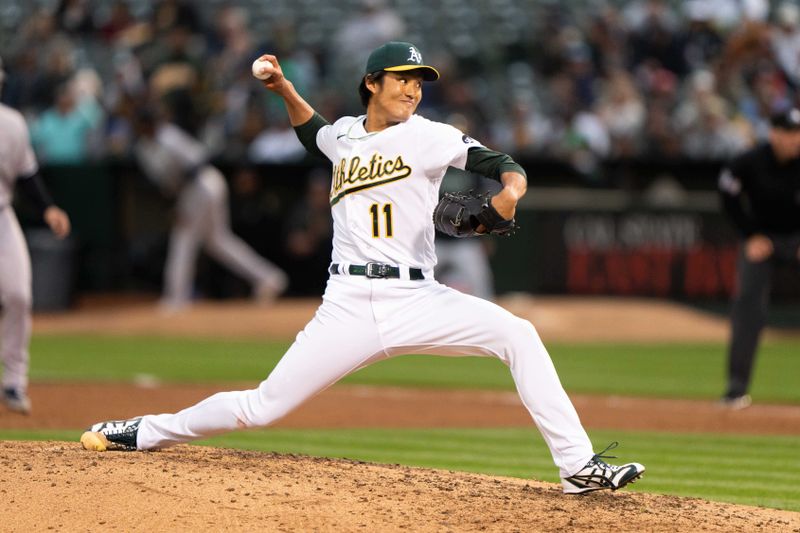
433;191;517;238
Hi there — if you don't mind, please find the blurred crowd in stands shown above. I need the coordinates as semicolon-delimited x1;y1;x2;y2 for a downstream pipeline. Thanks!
2;0;800;177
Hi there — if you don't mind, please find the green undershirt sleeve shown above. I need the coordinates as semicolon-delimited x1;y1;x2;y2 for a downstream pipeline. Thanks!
465;146;527;182
293;112;330;161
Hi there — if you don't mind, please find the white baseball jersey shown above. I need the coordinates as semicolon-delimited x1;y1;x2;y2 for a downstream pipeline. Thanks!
316;114;483;273
134;123;206;194
0;103;38;208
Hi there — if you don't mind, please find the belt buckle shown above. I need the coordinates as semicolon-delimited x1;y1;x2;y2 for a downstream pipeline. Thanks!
365;262;389;278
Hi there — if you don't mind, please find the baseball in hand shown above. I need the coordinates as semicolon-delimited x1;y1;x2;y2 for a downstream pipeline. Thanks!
252;57;275;80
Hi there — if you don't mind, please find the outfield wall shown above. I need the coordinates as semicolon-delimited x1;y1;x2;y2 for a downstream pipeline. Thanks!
15;159;800;306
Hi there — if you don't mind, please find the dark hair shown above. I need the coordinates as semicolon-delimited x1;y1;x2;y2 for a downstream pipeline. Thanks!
358;71;386;107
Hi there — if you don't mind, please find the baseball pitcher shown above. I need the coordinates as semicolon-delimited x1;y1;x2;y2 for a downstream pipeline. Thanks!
82;42;644;494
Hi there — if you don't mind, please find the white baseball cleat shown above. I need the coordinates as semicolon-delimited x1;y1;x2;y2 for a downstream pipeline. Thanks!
720;394;752;410
2;388;31;415
80;417;142;451
562;442;645;494
254;272;288;305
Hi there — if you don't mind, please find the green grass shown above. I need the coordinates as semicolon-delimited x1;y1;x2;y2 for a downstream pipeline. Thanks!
12;335;800;512
29;335;288;382
3;428;798;512
29;334;800;402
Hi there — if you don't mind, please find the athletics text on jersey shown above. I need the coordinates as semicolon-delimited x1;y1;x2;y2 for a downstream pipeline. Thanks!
316;114;483;273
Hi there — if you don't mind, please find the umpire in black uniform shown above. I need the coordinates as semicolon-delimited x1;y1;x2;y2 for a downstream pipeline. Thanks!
718;107;800;408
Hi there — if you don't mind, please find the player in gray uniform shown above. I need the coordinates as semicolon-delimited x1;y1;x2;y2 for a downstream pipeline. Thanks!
134;111;288;311
0;56;71;414
82;43;644;494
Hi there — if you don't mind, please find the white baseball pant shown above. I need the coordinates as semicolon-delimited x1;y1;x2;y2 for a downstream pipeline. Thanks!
0;208;32;391
138;275;594;477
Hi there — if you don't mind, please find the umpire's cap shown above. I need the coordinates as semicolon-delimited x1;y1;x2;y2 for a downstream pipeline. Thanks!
770;107;800;130
365;42;439;81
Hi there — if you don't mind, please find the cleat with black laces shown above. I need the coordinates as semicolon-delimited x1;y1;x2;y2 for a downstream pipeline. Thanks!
562;442;645;494
80;417;142;451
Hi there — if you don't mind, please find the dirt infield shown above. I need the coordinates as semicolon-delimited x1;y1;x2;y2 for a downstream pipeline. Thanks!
2;295;797;531
33;294;759;343
2;441;798;532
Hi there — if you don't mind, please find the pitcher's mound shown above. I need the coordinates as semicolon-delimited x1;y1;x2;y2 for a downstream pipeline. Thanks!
1;441;797;532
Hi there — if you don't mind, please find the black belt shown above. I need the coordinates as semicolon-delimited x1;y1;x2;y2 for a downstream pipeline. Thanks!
329;262;425;280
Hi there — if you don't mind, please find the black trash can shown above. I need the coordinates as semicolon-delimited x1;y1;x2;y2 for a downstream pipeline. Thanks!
25;229;76;312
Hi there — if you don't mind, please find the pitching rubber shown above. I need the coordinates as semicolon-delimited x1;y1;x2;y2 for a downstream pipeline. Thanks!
80;431;110;451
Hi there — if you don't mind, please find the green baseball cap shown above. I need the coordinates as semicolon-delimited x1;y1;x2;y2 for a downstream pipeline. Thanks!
365;41;440;81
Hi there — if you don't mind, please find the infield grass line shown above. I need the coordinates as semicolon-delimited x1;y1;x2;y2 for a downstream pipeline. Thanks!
28;334;800;403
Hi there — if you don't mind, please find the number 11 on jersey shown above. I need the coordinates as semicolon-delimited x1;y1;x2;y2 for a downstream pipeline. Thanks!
370;203;393;238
